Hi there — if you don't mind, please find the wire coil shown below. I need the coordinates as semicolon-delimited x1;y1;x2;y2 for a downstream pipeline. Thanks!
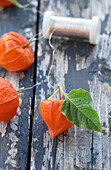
43;11;101;44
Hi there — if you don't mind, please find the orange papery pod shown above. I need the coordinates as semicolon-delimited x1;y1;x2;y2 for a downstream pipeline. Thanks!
0;0;13;6
39;100;73;139
0;77;19;121
0;32;34;71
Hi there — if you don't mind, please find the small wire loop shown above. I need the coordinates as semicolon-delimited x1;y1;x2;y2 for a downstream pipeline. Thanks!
18;14;57;92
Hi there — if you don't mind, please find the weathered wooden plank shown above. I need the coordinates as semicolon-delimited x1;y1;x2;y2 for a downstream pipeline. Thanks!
88;35;111;170
31;0;111;169
79;1;111;169
0;0;38;169
75;35;111;170
30;0;98;169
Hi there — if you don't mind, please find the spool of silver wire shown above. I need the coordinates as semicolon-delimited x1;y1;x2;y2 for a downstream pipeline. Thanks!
43;11;101;44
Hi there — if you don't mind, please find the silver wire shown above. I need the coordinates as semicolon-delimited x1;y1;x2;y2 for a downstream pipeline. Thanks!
18;79;53;92
18;30;57;93
50;16;91;40
22;80;47;91
27;9;52;42
47;29;57;89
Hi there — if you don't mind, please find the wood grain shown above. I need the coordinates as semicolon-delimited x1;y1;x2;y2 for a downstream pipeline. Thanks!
0;0;37;169
0;0;111;169
31;0;111;169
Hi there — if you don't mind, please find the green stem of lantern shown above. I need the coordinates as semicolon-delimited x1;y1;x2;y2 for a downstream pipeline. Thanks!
17;87;24;92
59;88;62;100
23;38;37;48
8;0;29;8
58;83;67;97
48;88;59;100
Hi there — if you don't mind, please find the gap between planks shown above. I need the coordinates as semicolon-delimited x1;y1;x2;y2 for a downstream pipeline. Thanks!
26;0;41;169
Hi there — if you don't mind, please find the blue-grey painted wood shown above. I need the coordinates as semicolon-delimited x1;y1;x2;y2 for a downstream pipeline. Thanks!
31;0;111;169
0;0;38;169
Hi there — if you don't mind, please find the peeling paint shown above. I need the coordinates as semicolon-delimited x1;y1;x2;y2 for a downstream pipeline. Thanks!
0;122;8;137
31;0;111;169
105;16;111;34
39;48;51;77
82;0;111;20
29;0;38;7
31;148;36;170
0;0;37;168
54;49;68;89
70;3;80;17
40;88;46;101
38;43;43;57
5;132;19;167
88;75;111;169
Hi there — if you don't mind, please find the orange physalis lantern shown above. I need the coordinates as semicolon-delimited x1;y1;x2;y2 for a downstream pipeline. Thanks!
0;32;34;71
0;0;14;6
39;99;73;139
0;77;19;121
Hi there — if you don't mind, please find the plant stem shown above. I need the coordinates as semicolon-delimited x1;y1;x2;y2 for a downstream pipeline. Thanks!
17;87;24;92
48;88;59;100
8;0;29;8
58;83;67;98
59;88;62;100
23;38;37;48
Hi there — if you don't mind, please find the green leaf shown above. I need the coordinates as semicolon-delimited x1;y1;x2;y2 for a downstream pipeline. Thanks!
61;88;102;132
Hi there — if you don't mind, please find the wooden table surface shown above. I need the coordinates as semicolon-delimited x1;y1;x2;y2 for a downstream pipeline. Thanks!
0;0;111;169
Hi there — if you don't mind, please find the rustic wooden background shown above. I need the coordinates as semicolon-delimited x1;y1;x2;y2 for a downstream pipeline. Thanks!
0;0;111;169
